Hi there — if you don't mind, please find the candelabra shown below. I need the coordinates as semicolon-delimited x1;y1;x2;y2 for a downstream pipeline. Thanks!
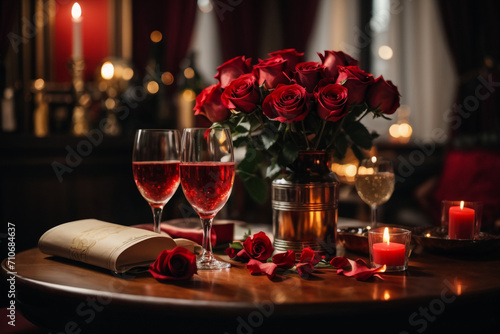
71;58;89;136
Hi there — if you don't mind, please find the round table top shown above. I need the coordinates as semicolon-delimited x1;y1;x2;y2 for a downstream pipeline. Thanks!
3;246;500;333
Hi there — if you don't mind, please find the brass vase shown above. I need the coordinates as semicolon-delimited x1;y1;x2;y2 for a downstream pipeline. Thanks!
272;151;339;259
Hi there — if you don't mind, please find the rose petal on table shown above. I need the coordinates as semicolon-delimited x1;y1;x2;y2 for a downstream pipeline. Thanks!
330;256;350;268
247;259;278;279
330;256;385;281
296;262;315;278
272;250;296;269
236;249;251;261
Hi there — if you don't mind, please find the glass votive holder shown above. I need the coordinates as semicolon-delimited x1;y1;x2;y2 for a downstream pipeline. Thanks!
368;227;411;272
441;200;482;240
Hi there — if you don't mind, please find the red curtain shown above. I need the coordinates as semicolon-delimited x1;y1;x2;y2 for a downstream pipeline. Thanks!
278;0;319;53
437;0;500;139
214;0;266;62
0;0;20;94
132;0;197;93
433;0;500;231
0;0;19;58
215;0;319;62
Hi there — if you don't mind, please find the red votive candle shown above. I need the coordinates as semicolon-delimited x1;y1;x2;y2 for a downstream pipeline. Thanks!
369;227;410;271
448;201;475;239
372;242;406;267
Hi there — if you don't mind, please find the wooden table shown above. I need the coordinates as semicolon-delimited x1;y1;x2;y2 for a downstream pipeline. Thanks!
2;245;500;334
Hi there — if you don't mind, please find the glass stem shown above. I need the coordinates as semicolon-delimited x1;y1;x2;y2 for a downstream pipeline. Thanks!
200;217;214;262
151;206;164;234
371;205;377;228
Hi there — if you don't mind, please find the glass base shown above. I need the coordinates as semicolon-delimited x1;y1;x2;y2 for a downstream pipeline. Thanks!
372;262;408;272
197;257;231;270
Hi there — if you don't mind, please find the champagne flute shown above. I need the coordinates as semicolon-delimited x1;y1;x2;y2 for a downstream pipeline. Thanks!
132;129;181;233
180;128;235;270
355;157;395;227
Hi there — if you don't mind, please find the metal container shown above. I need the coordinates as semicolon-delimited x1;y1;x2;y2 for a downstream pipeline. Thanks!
272;151;339;259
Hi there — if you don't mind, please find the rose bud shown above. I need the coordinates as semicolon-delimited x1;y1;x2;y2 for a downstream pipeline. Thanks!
294;61;325;93
214;55;252;89
272;250;296;269
318;50;359;79
253;56;290;89
194;84;231;123
269;48;304;72
336;65;375;106
366;75;401;115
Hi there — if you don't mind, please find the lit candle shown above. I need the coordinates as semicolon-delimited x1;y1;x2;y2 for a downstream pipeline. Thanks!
448;201;475;239
71;3;82;59
372;227;405;267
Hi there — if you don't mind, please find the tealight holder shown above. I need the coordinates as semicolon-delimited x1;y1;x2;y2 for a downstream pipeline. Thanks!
441;200;482;240
368;227;411;272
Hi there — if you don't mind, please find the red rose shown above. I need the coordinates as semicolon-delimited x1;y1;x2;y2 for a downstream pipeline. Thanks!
242;231;274;261
262;84;309;123
336;65;375;106
253;56;290;89
148;247;197;281
224;247;237;259
214;55;252;89
194;84;231;123
221;73;260;113
366;76;401;115
318;50;359;79
272;250;296;269
315;83;348;121
299;247;322;265
269;48;304;72
294;61;324;93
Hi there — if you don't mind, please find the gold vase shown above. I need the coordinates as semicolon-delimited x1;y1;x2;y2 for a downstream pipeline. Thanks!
272;151;339;259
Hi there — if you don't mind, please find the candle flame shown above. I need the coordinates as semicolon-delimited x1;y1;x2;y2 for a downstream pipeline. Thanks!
383;227;390;245
371;156;377;163
101;61;114;80
72;3;81;19
460;201;464;210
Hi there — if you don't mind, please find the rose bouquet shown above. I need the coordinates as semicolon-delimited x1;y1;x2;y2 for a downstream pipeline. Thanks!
194;49;400;203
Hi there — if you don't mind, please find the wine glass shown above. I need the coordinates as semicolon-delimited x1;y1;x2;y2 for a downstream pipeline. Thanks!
180;128;235;270
354;156;395;227
132;129;181;233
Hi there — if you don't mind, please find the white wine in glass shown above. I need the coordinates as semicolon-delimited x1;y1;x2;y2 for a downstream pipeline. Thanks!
355;157;395;227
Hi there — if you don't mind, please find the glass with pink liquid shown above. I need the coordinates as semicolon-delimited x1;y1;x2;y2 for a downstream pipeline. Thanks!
132;129;181;233
180;128;235;270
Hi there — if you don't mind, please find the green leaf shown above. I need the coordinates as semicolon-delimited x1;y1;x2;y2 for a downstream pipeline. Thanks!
266;157;282;179
238;171;268;204
259;123;280;150
333;132;348;160
344;121;373;150
242;228;252;240
351;144;365;163
229;242;243;250
237;145;263;174
278;140;299;167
